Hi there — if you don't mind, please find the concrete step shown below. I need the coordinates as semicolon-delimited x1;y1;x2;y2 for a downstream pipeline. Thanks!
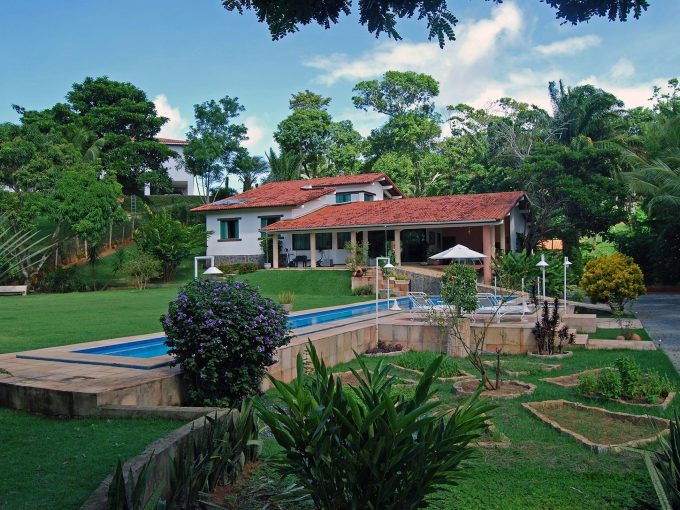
574;333;589;345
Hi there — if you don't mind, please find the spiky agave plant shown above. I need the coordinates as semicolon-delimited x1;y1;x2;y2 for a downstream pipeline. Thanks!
645;414;680;510
0;216;52;282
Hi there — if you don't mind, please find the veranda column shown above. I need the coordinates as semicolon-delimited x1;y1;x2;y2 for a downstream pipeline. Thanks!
490;223;496;259
499;222;506;253
310;232;317;268
394;229;402;265
362;230;369;259
350;230;357;245
482;225;493;284
272;234;279;269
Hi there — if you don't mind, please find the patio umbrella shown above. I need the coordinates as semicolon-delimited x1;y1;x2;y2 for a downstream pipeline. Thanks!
429;244;487;263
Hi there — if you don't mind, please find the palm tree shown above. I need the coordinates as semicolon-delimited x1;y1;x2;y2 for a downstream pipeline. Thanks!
264;148;302;182
548;80;624;144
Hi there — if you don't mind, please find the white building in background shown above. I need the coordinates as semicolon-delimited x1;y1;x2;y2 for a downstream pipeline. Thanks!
144;138;199;196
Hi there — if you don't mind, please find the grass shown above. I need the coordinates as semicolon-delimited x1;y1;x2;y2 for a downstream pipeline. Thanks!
0;269;370;354
237;270;372;311
573;306;636;318
0;409;182;510
249;348;680;509
536;403;660;445
593;327;653;341
391;350;462;378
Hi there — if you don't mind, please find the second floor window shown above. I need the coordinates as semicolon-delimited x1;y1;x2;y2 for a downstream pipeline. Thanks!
336;193;352;204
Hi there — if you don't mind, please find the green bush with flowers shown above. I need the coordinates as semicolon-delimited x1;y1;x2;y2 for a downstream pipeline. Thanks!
162;279;292;406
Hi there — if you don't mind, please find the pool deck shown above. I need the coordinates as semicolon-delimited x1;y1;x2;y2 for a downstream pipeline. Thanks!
0;301;405;416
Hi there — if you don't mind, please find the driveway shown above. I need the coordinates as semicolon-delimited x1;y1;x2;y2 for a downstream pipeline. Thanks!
635;293;680;370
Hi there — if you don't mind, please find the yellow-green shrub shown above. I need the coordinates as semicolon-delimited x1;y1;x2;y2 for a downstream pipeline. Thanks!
579;252;645;311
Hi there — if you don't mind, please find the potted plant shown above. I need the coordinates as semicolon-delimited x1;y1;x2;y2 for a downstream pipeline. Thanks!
260;237;272;269
278;291;295;312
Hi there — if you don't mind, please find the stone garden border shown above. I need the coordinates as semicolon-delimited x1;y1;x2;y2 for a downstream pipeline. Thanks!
365;348;411;357
527;350;573;360
542;368;608;388
453;379;536;399
521;399;669;454
388;363;475;383
612;391;677;410
482;360;560;377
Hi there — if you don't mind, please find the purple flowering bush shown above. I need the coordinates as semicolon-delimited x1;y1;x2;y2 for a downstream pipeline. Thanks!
162;279;292;406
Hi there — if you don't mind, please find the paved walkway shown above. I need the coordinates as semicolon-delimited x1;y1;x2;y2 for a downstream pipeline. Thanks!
635;293;680;370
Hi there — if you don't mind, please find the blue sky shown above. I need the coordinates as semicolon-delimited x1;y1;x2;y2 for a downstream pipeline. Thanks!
2;0;679;157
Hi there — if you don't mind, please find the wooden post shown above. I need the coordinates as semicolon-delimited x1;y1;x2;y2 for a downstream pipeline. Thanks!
482;225;492;284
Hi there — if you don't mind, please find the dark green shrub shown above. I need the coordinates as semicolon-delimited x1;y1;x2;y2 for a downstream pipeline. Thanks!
217;262;259;275
614;356;644;399
440;263;478;316
162;279;291;406
352;284;374;296
257;344;491;509
38;266;89;293
578;372;598;395
596;368;623;399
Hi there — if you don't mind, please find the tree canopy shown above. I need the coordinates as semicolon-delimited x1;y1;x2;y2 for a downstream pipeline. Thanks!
222;0;649;48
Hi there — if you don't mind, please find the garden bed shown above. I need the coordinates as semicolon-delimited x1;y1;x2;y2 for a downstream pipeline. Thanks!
334;370;415;387
482;360;560;377
522;400;669;453
611;391;676;410
474;419;511;448
542;368;608;388
453;379;536;399
527;350;573;360
389;351;473;382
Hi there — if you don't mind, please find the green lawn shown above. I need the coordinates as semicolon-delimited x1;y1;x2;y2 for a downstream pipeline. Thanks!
234;348;677;509
0;269;369;354
0;409;181;510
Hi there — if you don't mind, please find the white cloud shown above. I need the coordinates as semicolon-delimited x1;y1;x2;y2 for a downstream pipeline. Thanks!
305;2;523;87
576;75;663;108
242;115;274;157
535;35;601;56
153;94;189;139
610;58;636;80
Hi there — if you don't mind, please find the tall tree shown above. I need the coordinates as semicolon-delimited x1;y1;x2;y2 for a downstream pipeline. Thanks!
232;150;269;191
183;96;248;203
353;71;439;117
222;0;649;48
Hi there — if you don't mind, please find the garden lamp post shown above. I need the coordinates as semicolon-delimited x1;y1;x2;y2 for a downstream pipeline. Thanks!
536;254;548;303
203;265;223;281
563;257;572;313
375;256;394;342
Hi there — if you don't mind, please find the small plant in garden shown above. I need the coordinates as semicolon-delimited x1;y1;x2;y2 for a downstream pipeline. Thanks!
578;372;598;395
123;251;162;290
595;368;623;399
352;284;374;296
256;343;492;509
277;291;295;305
344;241;369;276
162;279;291;406
532;298;573;355
392;350;461;378
365;339;403;354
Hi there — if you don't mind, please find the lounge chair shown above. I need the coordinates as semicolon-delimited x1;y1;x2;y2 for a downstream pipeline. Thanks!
472;293;530;322
407;292;448;320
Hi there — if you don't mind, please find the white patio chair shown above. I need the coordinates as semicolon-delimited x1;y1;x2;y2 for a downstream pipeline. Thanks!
407;292;448;320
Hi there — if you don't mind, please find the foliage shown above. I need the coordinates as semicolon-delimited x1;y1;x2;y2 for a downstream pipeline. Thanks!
217;262;258;274
392;350;461;378
256;343;492;509
277;291;295;305
494;249;569;295
645;413;680;510
37;265;89;293
0;215;52;283
232;150;268;191
365;339;403;354
352;284;374;296
579;356;674;403
134;208;208;280
577;371;598;395
223;0;648;48
264;148;301;182
439;263;478;316
353;71;439;117
344;241;369;276
183;96;248;203
580;252;646;312
106;404;261;510
532;298;572;355
122;251;162;291
162;279;291;406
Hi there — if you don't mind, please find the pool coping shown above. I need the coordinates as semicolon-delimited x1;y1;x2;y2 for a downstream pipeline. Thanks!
14;298;408;370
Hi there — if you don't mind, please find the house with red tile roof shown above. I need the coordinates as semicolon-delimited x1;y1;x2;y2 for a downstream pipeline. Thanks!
191;173;530;283
143;138;198;196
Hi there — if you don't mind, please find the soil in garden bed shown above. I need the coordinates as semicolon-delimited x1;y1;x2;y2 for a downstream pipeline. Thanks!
335;370;370;387
454;379;534;398
538;405;660;445
543;368;607;388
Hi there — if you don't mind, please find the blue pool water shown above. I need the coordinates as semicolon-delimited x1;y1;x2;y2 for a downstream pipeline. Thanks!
75;297;411;360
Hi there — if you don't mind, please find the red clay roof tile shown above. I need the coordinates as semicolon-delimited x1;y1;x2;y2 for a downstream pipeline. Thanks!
261;191;525;231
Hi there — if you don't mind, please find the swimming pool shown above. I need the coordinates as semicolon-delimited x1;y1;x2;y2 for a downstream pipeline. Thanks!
72;297;412;360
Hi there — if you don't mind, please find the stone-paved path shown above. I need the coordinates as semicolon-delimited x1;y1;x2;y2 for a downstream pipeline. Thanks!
635;293;680;371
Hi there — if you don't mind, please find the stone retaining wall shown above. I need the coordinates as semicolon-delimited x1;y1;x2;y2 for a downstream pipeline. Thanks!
398;268;440;295
214;254;265;268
